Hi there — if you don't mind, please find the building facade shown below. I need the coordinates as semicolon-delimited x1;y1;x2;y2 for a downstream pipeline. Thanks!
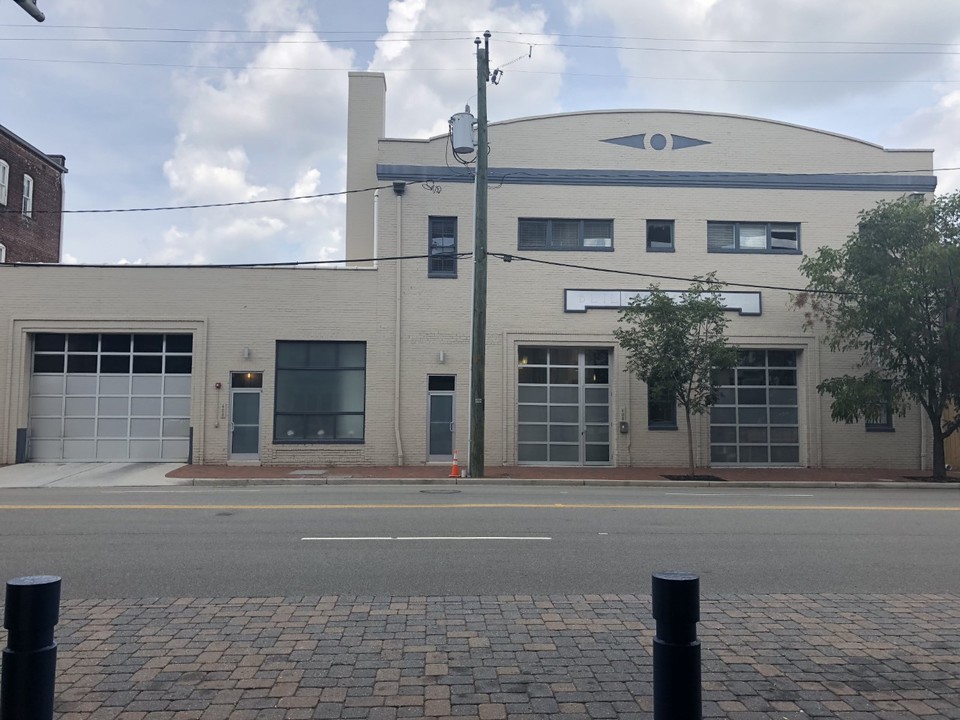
0;72;939;469
0;123;67;264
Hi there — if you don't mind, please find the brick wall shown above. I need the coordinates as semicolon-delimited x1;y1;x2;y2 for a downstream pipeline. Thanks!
0;127;65;264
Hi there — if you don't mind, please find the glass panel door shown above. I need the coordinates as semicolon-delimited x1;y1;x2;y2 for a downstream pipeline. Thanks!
230;388;261;459
517;347;610;465
427;375;455;461
428;395;454;459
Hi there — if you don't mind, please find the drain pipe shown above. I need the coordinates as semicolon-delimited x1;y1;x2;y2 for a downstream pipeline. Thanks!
393;183;405;465
372;190;379;269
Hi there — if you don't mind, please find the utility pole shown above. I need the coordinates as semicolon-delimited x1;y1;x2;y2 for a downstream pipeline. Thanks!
468;31;491;478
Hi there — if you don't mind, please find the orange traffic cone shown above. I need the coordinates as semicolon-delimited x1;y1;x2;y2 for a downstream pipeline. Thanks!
448;450;460;478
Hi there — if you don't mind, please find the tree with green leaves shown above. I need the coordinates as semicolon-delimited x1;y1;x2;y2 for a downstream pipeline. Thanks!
614;274;739;478
794;191;960;478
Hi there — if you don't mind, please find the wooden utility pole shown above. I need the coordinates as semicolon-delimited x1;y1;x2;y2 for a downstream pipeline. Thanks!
468;31;490;478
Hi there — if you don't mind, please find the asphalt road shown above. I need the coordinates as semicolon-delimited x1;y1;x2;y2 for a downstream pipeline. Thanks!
0;485;957;599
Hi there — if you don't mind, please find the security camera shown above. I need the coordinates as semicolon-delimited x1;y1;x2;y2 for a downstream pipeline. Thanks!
13;0;45;22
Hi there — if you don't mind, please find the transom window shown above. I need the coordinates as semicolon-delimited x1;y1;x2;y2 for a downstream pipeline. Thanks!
707;222;800;253
22;174;33;218
274;341;366;444
32;333;193;374
428;216;457;278
518;219;613;251
0;160;8;205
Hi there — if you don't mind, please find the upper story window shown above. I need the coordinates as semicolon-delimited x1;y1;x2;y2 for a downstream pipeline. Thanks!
22;174;34;218
707;222;800;254
428;216;457;278
646;220;675;252
0;243;6;263
0;160;8;205
518;218;613;251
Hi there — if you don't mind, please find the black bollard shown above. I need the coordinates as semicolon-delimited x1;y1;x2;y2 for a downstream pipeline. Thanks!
1;575;62;720
652;571;701;720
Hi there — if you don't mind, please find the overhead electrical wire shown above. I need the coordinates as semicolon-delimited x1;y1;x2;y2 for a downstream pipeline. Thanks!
2;23;957;49
1;166;955;216
0;184;394;215
487;252;857;296
7;252;473;270
7;249;851;296
1;56;956;86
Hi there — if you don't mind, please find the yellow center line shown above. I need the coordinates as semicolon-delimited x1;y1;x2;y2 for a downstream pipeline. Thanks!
0;503;956;511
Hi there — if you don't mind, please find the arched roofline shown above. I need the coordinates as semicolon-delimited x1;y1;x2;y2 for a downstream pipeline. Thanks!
394;108;926;153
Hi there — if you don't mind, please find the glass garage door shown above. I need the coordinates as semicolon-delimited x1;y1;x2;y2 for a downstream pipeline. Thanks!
710;349;800;465
28;333;193;462
517;347;610;465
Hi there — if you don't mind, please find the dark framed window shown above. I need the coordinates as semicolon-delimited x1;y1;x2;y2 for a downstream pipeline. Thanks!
428;216;457;278
274;341;366;443
646;220;675;252
647;380;677;429
707;222;800;254
518;218;613;251
866;382;894;432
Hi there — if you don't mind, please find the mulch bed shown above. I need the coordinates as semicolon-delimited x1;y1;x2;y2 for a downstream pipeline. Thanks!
662;474;726;482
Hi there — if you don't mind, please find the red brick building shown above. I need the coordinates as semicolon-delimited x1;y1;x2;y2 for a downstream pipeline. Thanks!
0;123;67;263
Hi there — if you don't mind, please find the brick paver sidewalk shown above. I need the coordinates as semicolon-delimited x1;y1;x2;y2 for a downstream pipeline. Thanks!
28;593;958;720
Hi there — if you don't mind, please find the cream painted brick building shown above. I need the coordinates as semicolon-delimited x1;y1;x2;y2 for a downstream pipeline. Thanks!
0;71;937;470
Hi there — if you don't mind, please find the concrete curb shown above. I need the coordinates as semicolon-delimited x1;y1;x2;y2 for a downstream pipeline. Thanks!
182;476;960;490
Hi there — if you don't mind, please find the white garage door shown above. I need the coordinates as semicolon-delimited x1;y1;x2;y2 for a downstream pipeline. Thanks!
28;332;193;462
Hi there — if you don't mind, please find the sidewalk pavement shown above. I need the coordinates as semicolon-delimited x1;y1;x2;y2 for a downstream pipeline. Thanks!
44;592;960;720
1;461;959;489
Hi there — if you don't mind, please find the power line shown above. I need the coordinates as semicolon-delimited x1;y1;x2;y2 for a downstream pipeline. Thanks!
8;252;473;270
11;249;852;296
489;252;857;295
2;24;957;48
2;167;956;217
5;32;960;56
0;35;476;45
0;184;392;215
2;56;957;86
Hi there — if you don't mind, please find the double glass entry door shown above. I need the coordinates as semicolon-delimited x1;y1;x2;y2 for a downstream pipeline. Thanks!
516;347;611;465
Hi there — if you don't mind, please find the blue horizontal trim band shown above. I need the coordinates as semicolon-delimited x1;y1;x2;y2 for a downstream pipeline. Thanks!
377;164;937;192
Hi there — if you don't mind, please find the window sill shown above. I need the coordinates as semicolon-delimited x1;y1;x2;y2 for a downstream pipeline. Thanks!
707;248;802;255
427;274;458;279
517;246;615;252
273;439;365;445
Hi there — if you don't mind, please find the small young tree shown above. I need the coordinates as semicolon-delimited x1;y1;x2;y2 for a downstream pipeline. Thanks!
614;274;739;478
795;191;960;478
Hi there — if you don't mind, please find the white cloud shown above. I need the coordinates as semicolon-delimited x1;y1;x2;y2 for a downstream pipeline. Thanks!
157;0;356;265
370;0;568;138
569;0;960;119
887;84;960;194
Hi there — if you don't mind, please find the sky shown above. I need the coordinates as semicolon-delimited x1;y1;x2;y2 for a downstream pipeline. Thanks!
3;0;960;265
